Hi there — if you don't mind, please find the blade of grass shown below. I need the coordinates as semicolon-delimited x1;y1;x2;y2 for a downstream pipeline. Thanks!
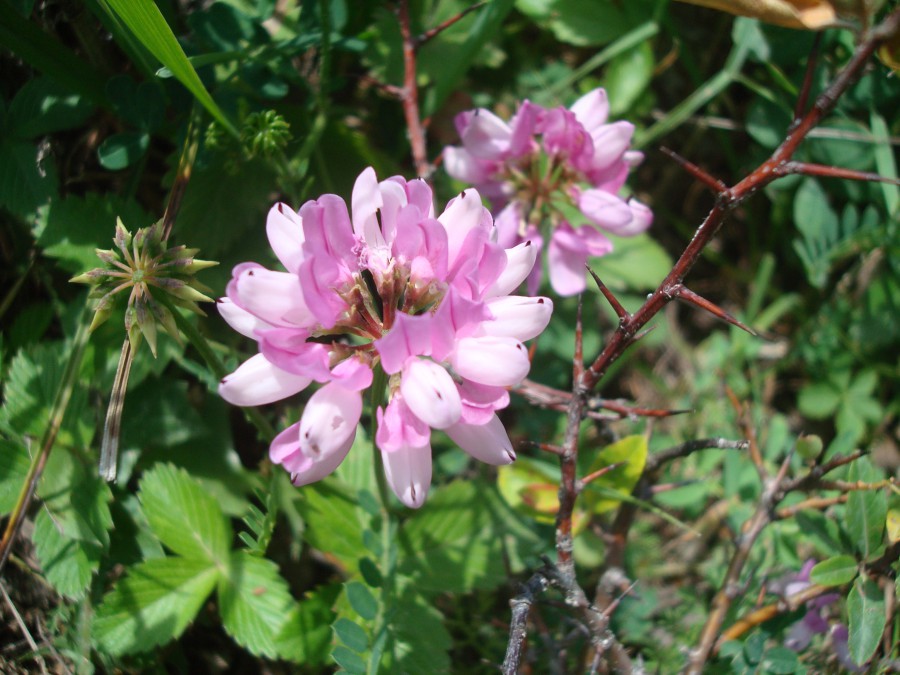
95;0;239;138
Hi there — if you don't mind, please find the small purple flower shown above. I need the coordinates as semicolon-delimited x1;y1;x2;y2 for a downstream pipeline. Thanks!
219;168;552;507
443;88;652;296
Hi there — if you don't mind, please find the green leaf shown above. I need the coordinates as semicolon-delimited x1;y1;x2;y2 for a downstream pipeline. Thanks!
33;507;103;599
333;617;368;653
605;40;655;116
217;551;296;658
0;137;58;220
5;77;94;139
591;233;673;292
797;381;841;419
97;131;150;170
332;645;367;674
40;448;113;549
847;577;885;667
272;584;339;664
34;193;154;274
844;457;887;560
382;589;452;675
516;0;651;47
0;438;31;515
759;646;800;674
809;555;858;587
296;483;367;571
139;463;232;562
345;581;377;621
93;557;220;655
583;435;648;514
97;0;238;137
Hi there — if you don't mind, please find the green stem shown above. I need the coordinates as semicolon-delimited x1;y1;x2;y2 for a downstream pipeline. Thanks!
0;303;93;575
368;364;392;512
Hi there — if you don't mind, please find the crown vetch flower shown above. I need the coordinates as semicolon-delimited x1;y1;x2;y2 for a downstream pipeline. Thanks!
443;88;652;297
219;167;552;507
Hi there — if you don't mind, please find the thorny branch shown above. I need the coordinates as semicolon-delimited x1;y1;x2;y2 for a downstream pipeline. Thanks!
501;8;900;673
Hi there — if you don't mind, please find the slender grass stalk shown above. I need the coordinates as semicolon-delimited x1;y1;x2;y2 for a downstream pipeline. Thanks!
0;304;93;575
98;339;133;482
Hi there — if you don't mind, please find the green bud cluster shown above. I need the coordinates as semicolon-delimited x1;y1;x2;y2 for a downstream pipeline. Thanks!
71;218;218;357
240;110;291;158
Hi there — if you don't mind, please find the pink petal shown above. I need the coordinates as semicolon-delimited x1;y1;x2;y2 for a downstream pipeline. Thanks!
575;224;613;257
330;356;374;392
375;396;431;453
445;415;516;465
578;189;634;231
494;202;523;249
381;443;432;508
298;383;362;460
589;121;635;171
375;312;433;374
266;203;305;273
458;380;510;425
461;109;512;159
350;166;387;248
623;199;653;236
400;358;462;429
485;240;538;298
443;146;493;184
480;296;553;341
216;297;273;339
451;336;530;387
269;420;353;486
258;328;332;380
230;265;314;327
439;189;489;271
547;226;589;296
219;353;311;406
569;88;610;134
507;100;541;157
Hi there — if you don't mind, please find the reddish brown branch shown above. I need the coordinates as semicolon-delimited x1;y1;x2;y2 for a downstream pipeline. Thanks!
660;146;729;193
415;2;485;47
397;0;430;177
777;160;900;185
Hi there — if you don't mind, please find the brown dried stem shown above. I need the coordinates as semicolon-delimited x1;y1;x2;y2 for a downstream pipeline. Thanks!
397;0;429;178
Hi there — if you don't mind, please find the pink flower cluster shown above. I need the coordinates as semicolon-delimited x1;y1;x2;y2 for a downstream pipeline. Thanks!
218;168;552;507
443;88;652;296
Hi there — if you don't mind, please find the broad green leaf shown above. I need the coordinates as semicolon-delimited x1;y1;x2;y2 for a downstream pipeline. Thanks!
40;448;113;549
296;482;367;571
98;0;237;137
398;482;533;592
272;584;339;664
0;438;30;515
759;646;800;674
516;0;651;47
34;193;154;274
847;577;885;667
93;557;220;655
844;457;887;560
605;40;655;116
797;381;841;419
5;77;94;139
871;110;899;216
592;233;673;292
217;551;296;658
809;555;858;587
0;137;58;219
33;507;103;599
139;463;232;562
382;589;452;675
583;435;648;514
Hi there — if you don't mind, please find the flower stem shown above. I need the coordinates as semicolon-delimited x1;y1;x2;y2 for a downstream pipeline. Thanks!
368;363;392;512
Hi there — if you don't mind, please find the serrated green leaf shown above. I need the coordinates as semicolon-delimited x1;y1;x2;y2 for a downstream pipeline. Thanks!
382;589;452;675
139;463;232;562
33;193;154;274
0;438;31;515
33;507;103;599
98;0;237;137
345;582;377;621
297;482;367;571
272;584;339;664
40;448;113;548
844;457;887;560
798;381;841;419
847;577;885;667
217;551;296;658
583;435;648;514
93;557;220;655
809;555;858;587
333;617;368;653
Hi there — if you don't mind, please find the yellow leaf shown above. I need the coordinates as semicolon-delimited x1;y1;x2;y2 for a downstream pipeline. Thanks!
583;435;649;515
887;509;900;543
